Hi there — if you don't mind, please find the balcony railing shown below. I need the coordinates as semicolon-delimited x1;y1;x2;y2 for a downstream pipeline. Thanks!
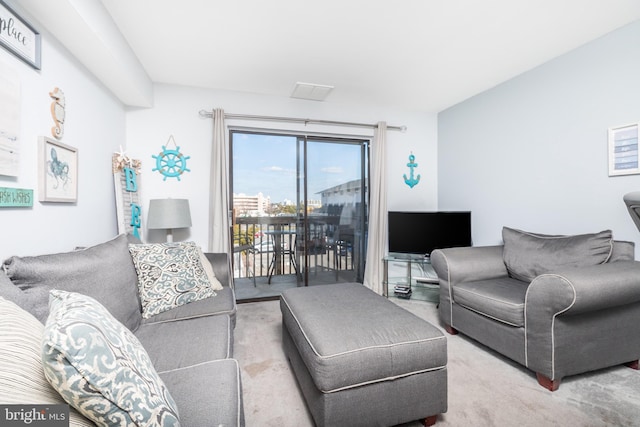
233;215;358;285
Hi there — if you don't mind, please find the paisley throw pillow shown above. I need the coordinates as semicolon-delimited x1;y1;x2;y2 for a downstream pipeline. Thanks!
128;241;217;318
42;290;180;426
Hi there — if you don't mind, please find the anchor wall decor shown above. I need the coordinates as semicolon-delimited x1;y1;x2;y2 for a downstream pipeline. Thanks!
403;153;421;188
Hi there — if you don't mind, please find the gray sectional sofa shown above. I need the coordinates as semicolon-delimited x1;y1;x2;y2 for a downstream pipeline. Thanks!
0;234;244;426
431;227;640;391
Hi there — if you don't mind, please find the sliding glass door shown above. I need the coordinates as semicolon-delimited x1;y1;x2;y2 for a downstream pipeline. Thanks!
297;136;368;286
230;130;368;300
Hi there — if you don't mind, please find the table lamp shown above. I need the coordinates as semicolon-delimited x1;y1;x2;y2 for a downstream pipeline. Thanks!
147;198;192;242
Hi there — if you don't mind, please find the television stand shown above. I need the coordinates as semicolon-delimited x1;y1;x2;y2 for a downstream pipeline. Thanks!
383;253;439;303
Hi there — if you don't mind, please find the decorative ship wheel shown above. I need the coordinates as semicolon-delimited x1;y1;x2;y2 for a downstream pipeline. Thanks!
152;135;191;181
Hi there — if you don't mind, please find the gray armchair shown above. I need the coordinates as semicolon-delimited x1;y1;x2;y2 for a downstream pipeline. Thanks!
624;191;640;232
431;227;640;391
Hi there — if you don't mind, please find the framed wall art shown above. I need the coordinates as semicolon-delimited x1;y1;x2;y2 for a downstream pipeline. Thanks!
608;123;640;177
38;136;78;202
0;0;41;70
0;65;20;176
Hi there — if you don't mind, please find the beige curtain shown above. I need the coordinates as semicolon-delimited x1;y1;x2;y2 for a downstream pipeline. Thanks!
208;108;231;254
363;122;388;294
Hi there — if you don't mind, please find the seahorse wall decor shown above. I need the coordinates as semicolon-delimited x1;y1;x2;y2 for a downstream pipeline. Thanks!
49;87;65;140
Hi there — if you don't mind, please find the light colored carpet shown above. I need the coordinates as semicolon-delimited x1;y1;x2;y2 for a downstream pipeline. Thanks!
234;297;640;427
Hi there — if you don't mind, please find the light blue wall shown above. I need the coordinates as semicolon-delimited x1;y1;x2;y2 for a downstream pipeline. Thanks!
438;20;640;254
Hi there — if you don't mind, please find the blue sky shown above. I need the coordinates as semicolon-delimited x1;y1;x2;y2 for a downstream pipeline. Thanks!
232;133;365;203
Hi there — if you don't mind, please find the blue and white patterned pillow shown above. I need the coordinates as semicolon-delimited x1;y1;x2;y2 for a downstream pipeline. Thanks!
128;241;217;318
41;290;180;426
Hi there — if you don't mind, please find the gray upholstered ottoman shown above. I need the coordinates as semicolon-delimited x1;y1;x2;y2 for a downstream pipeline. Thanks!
280;283;447;427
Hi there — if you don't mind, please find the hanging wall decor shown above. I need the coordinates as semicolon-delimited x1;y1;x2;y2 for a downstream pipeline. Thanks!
0;187;33;207
403;153;421;188
152;135;191;181
0;64;20;177
49;87;65;139
608;122;640;176
0;0;41;69
38;136;77;203
113;147;143;239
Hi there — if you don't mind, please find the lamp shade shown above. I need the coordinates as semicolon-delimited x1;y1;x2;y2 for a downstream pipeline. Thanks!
147;198;192;230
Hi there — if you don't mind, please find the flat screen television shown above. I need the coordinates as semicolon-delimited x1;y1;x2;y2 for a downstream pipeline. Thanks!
388;211;472;257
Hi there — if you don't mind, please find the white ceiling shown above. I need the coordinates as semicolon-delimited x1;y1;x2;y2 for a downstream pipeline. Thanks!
26;1;640;112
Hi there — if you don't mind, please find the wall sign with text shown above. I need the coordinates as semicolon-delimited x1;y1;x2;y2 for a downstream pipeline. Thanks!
113;151;143;239
0;0;41;69
0;187;32;207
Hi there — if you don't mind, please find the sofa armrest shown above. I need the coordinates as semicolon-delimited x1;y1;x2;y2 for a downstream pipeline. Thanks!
525;261;640;379
526;261;640;317
433;246;509;328
431;245;509;285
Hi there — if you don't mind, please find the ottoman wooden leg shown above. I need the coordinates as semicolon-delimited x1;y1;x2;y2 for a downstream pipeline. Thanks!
444;324;458;335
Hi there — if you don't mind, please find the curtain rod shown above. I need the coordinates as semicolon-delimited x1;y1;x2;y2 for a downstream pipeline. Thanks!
198;110;407;132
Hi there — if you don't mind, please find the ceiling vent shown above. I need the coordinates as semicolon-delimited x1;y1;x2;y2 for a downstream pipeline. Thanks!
290;82;334;101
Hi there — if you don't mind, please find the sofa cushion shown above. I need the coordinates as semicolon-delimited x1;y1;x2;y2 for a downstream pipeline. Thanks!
502;227;613;282
159;359;244;427
3;234;142;331
135;314;233;372
128;241;218;319
0;297;95;426
453;278;529;327
0;270;25;303
0;271;51;323
142;285;237;327
610;240;635;262
42;290;180;426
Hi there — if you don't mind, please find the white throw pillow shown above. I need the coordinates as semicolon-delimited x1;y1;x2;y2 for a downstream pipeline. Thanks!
198;246;224;291
0;296;94;427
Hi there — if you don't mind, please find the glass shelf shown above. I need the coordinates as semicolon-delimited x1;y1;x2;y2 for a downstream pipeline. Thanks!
383;253;439;303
